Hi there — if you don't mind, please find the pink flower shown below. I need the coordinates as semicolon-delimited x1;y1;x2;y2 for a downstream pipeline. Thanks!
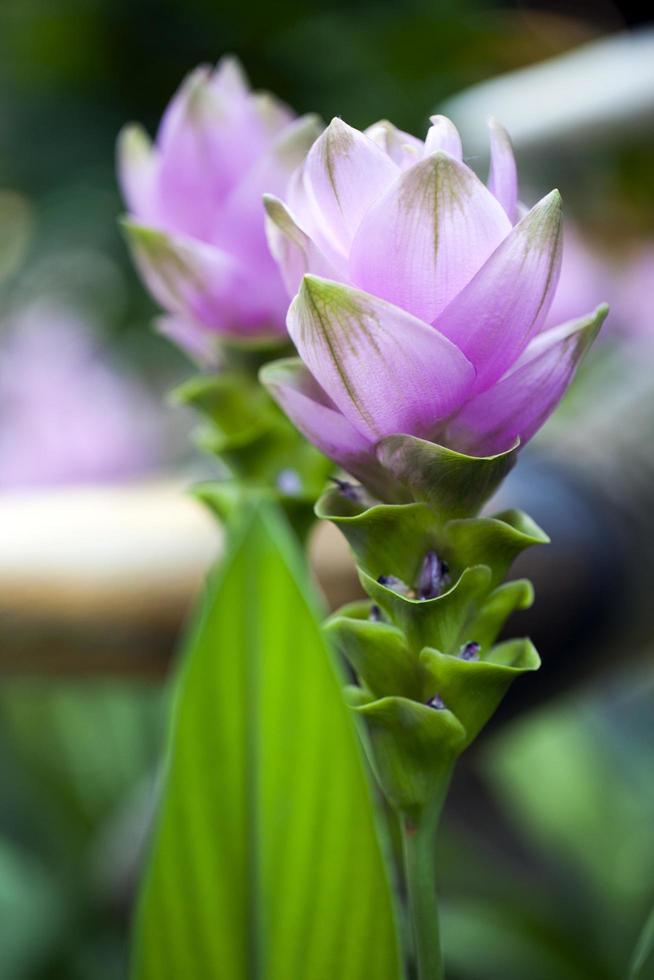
118;58;321;346
262;116;606;483
0;305;162;488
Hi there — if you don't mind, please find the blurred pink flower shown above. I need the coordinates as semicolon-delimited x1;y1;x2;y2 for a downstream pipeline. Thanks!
614;246;654;339
545;226;610;329
118;58;321;347
0;305;162;488
262;116;605;481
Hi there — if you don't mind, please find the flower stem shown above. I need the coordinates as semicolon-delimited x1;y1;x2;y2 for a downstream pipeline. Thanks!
400;775;452;980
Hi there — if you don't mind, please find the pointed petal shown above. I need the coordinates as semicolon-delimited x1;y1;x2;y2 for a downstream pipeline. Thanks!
423;116;463;160
365;120;423;167
261;357;375;470
215;114;322;266
487;117;518;224
433;190;563;392
155;64;276;241
264;195;337;297
157;65;213;150
349;151;511;323
284;164;350;277
122;221;285;339
252;91;295;136
117;124;159;222
287;275;475;441
209;55;251;100
302;118;399;255
446;305;608;455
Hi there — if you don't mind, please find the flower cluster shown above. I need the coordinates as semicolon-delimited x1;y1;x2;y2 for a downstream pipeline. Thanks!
262;116;606;491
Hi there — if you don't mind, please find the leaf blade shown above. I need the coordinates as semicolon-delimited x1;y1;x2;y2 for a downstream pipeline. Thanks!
131;504;401;980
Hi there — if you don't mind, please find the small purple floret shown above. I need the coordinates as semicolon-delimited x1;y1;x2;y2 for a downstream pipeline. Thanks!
329;476;361;501
377;574;411;595
460;641;481;661
426;693;446;710
416;549;450;600
369;604;383;622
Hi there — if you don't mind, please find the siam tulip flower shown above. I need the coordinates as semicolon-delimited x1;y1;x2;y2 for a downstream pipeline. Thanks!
118;57;322;348
262;116;606;488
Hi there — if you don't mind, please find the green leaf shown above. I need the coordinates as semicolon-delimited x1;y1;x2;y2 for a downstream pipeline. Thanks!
131;504;401;980
0;837;64;979
630;904;654;979
375;435;518;521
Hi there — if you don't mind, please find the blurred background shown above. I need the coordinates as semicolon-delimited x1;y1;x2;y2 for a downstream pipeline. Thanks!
1;1;653;977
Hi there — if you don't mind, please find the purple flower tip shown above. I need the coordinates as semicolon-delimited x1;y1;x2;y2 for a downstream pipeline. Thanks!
369;604;383;622
459;641;481;661
377;574;411;596
416;549;450;600
329;475;362;501
426;693;446;710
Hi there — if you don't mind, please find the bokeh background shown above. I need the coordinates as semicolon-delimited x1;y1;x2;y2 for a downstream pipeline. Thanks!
1;1;653;977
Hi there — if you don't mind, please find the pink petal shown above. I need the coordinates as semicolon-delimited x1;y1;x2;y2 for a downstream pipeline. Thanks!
261;358;374;470
117;125;159;224
122;221;286;339
445;305;607;455
252;92;295;137
214;114;322;269
349;151;511;324
284;165;350;278
264;195;337;297
208;55;251;100
487;118;518;224
423;116;463;160
287;275;475;441
365;120;423;168
433;190;563;393
154;65;275;242
302;118;399;256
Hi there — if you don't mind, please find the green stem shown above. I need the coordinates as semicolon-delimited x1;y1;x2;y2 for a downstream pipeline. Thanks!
400;774;452;980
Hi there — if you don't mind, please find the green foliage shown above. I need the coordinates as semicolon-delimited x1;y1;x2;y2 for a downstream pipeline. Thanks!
359;564;492;655
631;905;654;980
356;696;465;817
326;602;539;811
131;504;401;980
173;370;332;495
0;837;63;979
316;493;546;593
420;641;539;747
440;675;654;980
321;462;545;821
0;681;164;978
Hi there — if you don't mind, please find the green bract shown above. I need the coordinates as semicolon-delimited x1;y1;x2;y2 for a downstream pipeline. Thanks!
319;442;545;815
